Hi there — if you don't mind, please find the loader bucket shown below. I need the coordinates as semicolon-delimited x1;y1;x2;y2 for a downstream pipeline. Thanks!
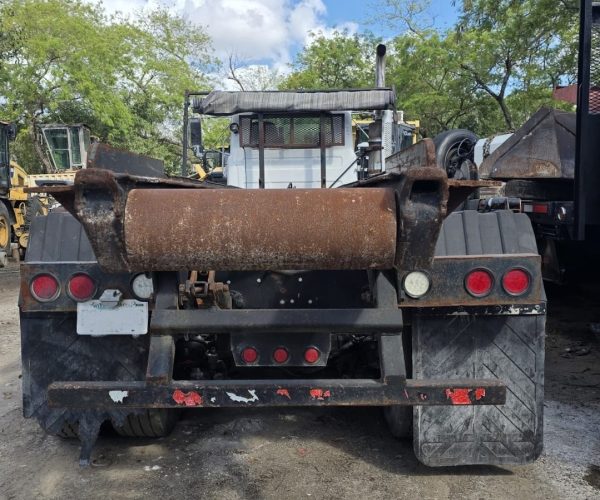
479;107;576;180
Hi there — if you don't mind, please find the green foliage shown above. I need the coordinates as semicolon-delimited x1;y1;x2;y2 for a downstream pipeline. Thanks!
0;0;214;174
202;118;230;151
284;1;579;136
280;30;381;90
453;0;579;130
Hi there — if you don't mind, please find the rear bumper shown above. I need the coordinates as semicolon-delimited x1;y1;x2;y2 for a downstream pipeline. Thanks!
46;333;506;410
48;378;506;409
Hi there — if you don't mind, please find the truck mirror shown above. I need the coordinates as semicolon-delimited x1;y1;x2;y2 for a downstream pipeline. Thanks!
6;123;16;141
189;118;202;155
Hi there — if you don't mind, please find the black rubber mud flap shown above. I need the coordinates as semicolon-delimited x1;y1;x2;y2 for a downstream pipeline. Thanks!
21;315;150;436
413;210;545;466
21;212;177;442
413;314;545;466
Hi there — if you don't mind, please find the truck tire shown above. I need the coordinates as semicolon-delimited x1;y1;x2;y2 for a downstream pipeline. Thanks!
384;405;412;439
0;202;11;255
412;210;545;466
433;129;478;180
112;410;178;438
25;196;45;226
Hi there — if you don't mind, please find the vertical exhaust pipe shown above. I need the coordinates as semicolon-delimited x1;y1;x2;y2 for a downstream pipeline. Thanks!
375;44;386;88
369;44;387;173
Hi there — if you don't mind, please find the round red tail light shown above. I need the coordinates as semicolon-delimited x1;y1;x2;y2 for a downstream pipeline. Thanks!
502;268;530;295
31;274;59;302
273;347;289;364
68;273;96;302
465;269;493;297
241;347;258;364
304;347;320;364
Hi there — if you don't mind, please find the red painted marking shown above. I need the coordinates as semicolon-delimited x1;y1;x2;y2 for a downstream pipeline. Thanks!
309;388;331;400
445;388;472;405
474;388;486;400
172;389;202;407
276;388;291;399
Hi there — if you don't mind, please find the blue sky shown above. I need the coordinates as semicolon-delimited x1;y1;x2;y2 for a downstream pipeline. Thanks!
326;0;459;36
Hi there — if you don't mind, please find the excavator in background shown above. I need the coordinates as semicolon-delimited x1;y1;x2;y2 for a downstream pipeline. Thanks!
0;123;95;264
0;121;47;265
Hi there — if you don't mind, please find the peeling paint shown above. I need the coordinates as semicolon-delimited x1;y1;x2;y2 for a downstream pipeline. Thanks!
226;390;259;403
276;389;291;399
108;390;128;403
445;388;472;405
475;388;486;400
309;389;331;400
172;389;202;407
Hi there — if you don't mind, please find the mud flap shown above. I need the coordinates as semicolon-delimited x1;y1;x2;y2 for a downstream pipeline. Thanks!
413;210;545;466
413;314;545;466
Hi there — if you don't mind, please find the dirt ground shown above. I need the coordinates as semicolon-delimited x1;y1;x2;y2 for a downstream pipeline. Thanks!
1;260;599;500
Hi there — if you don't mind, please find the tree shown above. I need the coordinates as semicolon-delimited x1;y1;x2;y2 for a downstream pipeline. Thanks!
0;0;214;174
371;0;579;135
454;0;579;130
226;54;283;91
387;31;497;137
280;30;381;90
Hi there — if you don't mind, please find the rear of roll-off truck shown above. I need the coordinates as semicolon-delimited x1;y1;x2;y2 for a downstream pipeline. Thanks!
18;49;546;468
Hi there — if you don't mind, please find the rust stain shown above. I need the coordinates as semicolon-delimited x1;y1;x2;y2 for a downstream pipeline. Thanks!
445;388;472;405
124;188;397;271
276;388;291;399
309;389;331;400
172;389;203;407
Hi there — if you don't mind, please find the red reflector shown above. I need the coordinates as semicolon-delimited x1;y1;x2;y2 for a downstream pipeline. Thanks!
502;269;530;295
304;347;320;364
31;274;59;302
465;269;493;297
532;203;549;214
273;347;289;364
241;347;258;364
68;273;96;301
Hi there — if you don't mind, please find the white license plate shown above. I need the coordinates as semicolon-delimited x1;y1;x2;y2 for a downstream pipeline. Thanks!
77;300;148;336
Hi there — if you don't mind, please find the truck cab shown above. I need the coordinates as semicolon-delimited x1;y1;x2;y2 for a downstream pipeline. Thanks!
186;91;412;189
226;111;354;188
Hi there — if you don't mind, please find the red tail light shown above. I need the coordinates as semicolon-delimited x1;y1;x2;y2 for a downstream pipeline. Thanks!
30;274;59;302
68;273;96;302
465;269;493;297
241;347;258;364
273;347;289;364
502;268;530;296
304;347;320;364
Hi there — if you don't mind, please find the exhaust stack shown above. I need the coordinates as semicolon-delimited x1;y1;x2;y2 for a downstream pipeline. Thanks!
375;44;386;88
370;44;387;172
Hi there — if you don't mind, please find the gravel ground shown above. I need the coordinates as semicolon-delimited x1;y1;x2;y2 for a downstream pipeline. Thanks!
0;260;599;499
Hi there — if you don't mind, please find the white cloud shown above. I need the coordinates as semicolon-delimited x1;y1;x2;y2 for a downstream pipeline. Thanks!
90;0;357;86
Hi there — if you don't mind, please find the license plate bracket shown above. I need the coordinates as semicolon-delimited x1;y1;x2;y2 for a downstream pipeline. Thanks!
77;300;148;336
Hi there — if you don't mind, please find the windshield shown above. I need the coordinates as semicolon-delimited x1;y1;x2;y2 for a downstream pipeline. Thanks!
44;128;71;170
239;114;344;149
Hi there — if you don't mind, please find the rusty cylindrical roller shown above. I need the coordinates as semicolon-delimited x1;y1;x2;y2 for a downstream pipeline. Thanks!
124;188;397;271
